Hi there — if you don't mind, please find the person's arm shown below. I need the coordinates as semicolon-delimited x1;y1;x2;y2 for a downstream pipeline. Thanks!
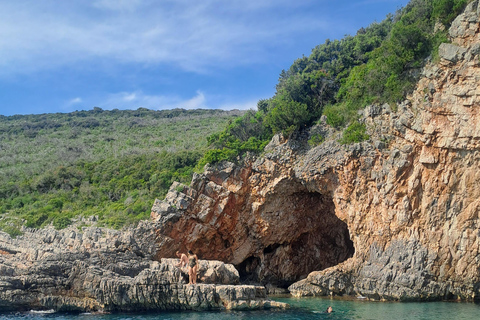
176;254;184;267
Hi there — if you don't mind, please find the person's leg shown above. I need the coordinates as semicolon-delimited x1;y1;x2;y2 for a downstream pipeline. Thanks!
188;267;193;284
193;265;198;284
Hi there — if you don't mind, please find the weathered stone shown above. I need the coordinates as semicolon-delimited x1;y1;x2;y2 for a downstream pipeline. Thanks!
0;222;287;312
450;1;480;41
151;157;355;287
419;146;439;164
439;43;467;63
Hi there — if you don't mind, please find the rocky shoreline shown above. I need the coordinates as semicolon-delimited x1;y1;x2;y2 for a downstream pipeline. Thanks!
149;2;480;302
0;221;288;313
3;1;480;310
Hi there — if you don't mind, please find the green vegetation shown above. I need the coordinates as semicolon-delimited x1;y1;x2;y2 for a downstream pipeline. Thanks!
328;0;469;124
340;122;370;144
0;0;472;234
204;0;470;163
197;110;272;166
308;134;325;147
0;108;243;233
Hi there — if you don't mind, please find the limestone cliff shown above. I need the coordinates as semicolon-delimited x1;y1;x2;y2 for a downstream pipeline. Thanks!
151;1;480;300
0;220;287;312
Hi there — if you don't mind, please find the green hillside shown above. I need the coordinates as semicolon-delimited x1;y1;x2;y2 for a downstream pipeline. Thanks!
0;0;471;237
0;108;243;236
200;0;470;165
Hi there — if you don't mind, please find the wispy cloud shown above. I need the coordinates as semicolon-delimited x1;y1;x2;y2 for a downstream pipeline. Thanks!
0;0;333;76
96;90;257;111
59;97;83;112
68;97;83;105
181;91;207;109
99;90;207;110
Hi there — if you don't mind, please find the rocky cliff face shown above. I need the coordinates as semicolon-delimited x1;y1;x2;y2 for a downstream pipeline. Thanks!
0;220;287;312
151;1;480;300
151;157;355;288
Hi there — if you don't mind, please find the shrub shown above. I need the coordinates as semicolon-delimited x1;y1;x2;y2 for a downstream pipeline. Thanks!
432;0;469;26
340;122;370;144
53;216;72;230
197;148;237;168
2;225;22;238
199;110;272;166
25;213;49;229
264;71;337;136
323;105;346;128
264;98;311;136
308;134;325;147
48;198;64;210
335;0;472;114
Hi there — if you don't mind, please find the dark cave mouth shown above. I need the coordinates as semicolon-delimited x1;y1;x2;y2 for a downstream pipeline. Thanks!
236;187;355;287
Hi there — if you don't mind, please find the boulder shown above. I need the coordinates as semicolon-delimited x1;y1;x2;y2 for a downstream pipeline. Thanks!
438;43;467;63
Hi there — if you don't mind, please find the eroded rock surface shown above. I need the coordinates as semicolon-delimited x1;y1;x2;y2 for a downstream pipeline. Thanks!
0;220;287;312
152;2;480;300
152;157;355;287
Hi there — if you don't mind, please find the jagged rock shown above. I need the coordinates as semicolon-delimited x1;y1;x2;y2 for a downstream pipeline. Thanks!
151;2;480;301
450;0;480;41
151;157;355;287
438;43;467;63
0;223;287;312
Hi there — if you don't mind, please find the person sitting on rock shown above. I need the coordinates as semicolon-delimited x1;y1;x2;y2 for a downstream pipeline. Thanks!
187;250;198;284
175;251;188;272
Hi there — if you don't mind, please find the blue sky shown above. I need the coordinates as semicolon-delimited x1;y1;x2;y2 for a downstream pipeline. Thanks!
0;0;409;116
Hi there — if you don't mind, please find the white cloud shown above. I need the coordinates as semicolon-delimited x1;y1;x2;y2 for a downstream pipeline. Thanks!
59;97;83;112
181;91;207;109
99;90;208;110
123;93;137;102
0;0;333;76
97;90;258;111
68;97;82;105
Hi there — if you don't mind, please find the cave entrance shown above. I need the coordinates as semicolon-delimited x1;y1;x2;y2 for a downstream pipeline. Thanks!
236;180;354;288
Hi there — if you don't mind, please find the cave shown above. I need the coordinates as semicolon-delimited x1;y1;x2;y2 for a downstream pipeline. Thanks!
236;180;355;287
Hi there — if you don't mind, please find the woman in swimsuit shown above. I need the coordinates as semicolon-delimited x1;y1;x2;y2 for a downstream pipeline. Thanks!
187;250;198;284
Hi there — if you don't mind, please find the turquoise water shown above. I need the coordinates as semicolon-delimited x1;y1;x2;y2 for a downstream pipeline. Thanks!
1;297;480;320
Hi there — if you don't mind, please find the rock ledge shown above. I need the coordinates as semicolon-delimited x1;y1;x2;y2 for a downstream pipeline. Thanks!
0;222;288;312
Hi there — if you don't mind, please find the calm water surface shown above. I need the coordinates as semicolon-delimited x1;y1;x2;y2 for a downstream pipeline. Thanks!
1;297;479;320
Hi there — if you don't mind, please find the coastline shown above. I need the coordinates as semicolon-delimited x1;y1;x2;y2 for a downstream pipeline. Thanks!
0;222;288;313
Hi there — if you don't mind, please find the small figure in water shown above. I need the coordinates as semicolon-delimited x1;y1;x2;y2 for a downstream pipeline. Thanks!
326;306;333;313
175;251;188;272
187;250;198;284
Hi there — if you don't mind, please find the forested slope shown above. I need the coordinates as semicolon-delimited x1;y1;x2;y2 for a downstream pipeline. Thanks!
0;108;243;235
200;0;471;164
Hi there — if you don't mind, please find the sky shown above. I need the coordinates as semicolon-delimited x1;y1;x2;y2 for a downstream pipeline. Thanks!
0;0;410;117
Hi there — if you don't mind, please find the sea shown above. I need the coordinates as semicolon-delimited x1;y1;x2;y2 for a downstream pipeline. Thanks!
1;296;480;320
